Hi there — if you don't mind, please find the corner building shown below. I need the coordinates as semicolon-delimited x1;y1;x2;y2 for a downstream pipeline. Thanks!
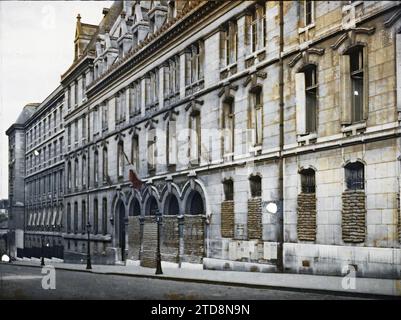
7;1;401;279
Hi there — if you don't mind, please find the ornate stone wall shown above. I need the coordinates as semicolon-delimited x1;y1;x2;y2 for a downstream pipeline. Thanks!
221;200;234;238
140;217;157;268
342;190;366;243
183;215;204;263
127;216;141;260
161;216;179;263
297;193;317;241
247;197;262;240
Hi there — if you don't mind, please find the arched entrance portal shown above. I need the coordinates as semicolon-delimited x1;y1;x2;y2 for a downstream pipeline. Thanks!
188;191;205;215
165;194;179;215
183;189;206;264
129;198;141;216
116;200;126;261
146;196;158;215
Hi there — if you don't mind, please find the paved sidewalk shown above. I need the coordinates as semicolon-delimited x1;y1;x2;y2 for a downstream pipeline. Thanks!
5;258;401;298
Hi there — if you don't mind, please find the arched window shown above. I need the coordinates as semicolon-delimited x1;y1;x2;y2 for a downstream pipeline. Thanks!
345;162;364;190
188;191;205;215
223;179;234;201
102;147;108;182
93;199;99;235
129;198;141;216
146;196;158;216
165;195;179;215
118;141;125;178
300;168;316;193
102;198;108;235
249;175;262;198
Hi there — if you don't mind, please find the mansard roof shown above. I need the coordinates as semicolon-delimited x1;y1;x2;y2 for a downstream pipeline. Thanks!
15;104;40;125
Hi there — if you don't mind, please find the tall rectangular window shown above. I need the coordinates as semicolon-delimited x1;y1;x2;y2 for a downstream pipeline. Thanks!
221;21;238;66
102;148;108;182
222;100;234;155
350;47;364;123
93;107;99;134
82;115;86;140
250;87;263;146
249;4;266;53
67;203;71;233
304;0;314;26
118;142;125;178
74;80;78;105
93;199;99;235
74;202;78;233
189;112;201;165
82;201;86;233
305;66;317;133
102;102;108;130
147;129;156;173
131;135;139;172
74;120;78;144
82;156;87;188
94;151;99;184
167;120;177;166
102;198;108;235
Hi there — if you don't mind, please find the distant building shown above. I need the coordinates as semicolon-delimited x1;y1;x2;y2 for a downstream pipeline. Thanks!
6;1;401;279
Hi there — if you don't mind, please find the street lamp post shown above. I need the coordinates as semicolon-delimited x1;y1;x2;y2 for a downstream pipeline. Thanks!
86;221;92;270
40;234;45;266
155;208;163;275
8;230;11;263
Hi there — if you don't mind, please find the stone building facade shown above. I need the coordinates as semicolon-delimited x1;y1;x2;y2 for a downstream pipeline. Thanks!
7;0;401;279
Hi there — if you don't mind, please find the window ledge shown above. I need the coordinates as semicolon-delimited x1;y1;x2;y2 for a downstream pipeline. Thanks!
297;132;317;144
245;48;266;62
341;121;366;136
298;23;315;34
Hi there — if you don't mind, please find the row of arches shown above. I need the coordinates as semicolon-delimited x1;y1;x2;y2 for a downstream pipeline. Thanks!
126;188;205;217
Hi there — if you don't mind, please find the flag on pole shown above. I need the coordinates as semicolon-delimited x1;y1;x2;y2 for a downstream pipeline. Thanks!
129;169;143;190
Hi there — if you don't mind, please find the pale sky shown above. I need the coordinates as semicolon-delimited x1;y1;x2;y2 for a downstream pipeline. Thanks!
0;1;113;200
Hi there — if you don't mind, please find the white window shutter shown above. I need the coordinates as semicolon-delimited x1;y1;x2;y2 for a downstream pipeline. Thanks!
340;54;352;124
295;72;306;135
